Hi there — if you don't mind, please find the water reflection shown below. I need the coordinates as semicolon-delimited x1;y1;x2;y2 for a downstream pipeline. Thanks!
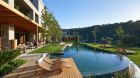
116;54;123;61
77;44;80;52
50;44;129;77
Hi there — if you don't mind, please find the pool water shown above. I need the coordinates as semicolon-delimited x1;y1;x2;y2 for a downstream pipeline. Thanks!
50;45;130;77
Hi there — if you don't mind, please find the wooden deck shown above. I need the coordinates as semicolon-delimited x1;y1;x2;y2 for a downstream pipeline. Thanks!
4;58;83;78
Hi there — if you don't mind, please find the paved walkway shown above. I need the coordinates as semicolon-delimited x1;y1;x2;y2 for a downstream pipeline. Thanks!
24;45;45;54
16;53;44;62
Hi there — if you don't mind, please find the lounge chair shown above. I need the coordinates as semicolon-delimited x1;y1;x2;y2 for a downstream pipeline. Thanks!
116;48;136;54
125;49;135;54
42;54;70;65
36;57;71;72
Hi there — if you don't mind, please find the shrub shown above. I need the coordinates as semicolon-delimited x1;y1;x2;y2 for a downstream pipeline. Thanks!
0;49;21;66
0;59;26;76
114;70;130;78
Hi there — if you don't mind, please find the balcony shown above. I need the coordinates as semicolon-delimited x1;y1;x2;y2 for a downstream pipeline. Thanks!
14;0;33;20
3;0;8;3
29;0;39;10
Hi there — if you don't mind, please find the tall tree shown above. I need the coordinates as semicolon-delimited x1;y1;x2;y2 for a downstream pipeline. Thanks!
92;30;96;43
116;26;125;45
106;37;113;44
41;7;63;43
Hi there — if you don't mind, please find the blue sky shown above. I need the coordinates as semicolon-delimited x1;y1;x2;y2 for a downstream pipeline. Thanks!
43;0;140;29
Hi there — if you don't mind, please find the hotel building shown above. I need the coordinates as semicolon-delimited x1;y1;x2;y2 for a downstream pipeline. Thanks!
0;0;45;49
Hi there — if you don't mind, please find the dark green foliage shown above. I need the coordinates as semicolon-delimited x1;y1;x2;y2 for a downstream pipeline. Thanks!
63;20;140;47
116;26;125;46
0;59;26;76
41;8;63;43
0;50;21;66
114;70;130;78
92;31;96;43
106;37;113;44
121;34;137;47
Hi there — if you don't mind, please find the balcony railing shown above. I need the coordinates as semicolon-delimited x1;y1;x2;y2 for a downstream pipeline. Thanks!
3;0;8;3
29;0;38;10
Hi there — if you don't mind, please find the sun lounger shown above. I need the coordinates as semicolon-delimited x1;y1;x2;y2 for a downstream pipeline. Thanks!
42;53;70;65
125;49;135;54
36;57;71;72
116;48;135;54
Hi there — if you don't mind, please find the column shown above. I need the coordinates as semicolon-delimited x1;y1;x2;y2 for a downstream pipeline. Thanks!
1;24;15;49
8;0;14;7
36;26;38;47
33;11;35;21
29;33;34;42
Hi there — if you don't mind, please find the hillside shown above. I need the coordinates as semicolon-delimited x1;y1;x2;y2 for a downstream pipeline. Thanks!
63;20;140;47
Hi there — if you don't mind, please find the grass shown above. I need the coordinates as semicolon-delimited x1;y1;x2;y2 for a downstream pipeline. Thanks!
83;43;140;67
0;59;26;76
30;43;64;53
127;47;140;67
83;43;116;53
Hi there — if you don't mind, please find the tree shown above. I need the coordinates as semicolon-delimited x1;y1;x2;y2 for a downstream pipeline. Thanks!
106;37;113;44
116;26;125;45
121;34;137;47
100;37;107;47
92;30;96;43
41;7;63;43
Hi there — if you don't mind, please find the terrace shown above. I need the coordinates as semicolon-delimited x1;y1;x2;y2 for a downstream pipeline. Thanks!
3;53;82;78
1;0;140;78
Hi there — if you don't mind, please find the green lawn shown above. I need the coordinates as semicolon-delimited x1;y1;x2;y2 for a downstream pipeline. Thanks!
83;43;140;67
127;47;140;67
83;43;116;53
30;43;64;53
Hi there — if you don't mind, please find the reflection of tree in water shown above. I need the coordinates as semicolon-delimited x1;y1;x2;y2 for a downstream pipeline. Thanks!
64;46;71;53
116;54;123;61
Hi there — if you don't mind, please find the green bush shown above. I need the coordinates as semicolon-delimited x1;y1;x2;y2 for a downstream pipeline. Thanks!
0;59;26;76
0;49;21;66
114;71;130;78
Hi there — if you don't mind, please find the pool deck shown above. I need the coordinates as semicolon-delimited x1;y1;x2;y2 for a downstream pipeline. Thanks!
4;54;82;78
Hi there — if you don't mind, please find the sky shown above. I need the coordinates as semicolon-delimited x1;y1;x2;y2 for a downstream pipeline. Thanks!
43;0;140;29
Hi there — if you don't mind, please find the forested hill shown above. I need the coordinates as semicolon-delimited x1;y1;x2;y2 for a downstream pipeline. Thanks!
63;20;140;46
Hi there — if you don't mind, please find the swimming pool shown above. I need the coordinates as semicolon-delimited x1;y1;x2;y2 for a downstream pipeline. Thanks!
50;45;130;77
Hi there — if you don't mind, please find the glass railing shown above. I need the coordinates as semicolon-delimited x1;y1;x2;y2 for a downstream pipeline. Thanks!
29;0;39;10
3;0;8;3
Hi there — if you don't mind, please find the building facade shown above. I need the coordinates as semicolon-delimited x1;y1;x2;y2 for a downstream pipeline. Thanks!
0;0;45;49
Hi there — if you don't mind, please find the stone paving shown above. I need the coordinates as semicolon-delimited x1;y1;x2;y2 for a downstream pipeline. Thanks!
17;53;44;62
